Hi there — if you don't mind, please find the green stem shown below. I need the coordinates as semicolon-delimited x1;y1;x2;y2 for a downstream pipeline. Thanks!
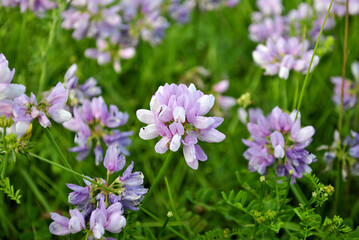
43;128;80;184
1;154;9;179
38;3;64;93
140;207;186;240
142;152;173;204
290;184;307;205
338;0;349;137
158;215;171;239
294;0;334;120
259;181;264;211
29;152;115;193
292;74;300;110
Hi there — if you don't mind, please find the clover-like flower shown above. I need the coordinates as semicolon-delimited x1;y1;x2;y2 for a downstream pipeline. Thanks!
253;37;319;79
242;106;316;181
137;83;225;169
64;96;132;164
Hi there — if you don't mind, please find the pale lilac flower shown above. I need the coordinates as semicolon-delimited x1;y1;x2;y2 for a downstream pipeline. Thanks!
243;106;316;181
12;82;71;131
199;0;240;11
85;39;136;73
331;77;357;110
213;80;236;111
0;54;25;101
110;161;148;210
253;37;319;79
249;15;287;43
90;197;126;239
137;83;225;169
103;144;126;173
64;63;102;107
49;209;86;236
238;107;263;124
314;0;359;16
169;0;196;24
256;0;283;16
1;0;57;16
64;96;132;163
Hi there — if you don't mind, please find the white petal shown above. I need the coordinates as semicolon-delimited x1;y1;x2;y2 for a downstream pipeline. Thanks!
193;116;215;129
51;109;72;123
139;124;159;140
136;109;155;124
173;106;186;123
15;121;30;135
169;134;181;152
198;129;226;143
197;94;215;115
150;96;160;112
188;83;197;93
296;126;315;142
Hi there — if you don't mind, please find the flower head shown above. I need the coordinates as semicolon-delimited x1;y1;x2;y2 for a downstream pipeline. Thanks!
253;37;319;79
243;106;316;181
64;96;132;164
137;83;225;169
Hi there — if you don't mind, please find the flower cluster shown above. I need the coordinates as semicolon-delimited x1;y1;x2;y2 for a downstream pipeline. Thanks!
61;0;240;72
1;0;57;16
242;106;316;181
63;96;133;164
49;144;148;239
137;83;225;169
331;61;359;110
0;53;71;138
253;37;319;79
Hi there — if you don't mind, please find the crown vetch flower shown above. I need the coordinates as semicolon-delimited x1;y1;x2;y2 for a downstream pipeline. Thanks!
49;209;86;236
64;63;102;107
137;83;225;170
0;54;25;101
64;96;132;164
243;106;316;181
253;37;319;79
1;0;57;16
331;77;357;110
110;161;148;210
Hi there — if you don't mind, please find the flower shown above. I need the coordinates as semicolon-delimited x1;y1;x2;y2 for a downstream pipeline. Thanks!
64;96;132;164
137;83;225;169
63;63;102;107
90;197;126;239
1;0;57;16
0;53;25;101
12;82;72;131
49;209;86;236
103;144;126;173
331;77;357;110
110;161;148;210
213;80;236;111
242;106;316;181
252;37;319;79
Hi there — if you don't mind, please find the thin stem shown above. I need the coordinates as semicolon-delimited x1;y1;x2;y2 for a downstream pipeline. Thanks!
1;154;9;179
282;78;288;110
336;0;349;216
140;207;186;240
157;215;171;238
38;4;63;93
292;73;300;110
29;152;115;193
338;0;349;138
43;128;80;184
142;151;173;204
295;0;334;120
259;181;264;210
